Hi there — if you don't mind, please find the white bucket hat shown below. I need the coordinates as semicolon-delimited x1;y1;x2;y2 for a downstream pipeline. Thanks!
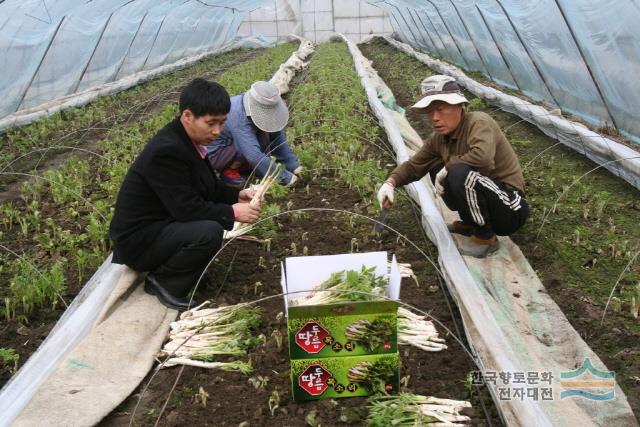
411;75;468;109
243;81;289;132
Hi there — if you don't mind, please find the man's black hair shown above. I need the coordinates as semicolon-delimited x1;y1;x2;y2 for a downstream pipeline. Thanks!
179;78;231;117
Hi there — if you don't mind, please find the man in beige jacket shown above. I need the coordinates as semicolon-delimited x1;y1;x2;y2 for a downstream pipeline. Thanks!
377;75;528;258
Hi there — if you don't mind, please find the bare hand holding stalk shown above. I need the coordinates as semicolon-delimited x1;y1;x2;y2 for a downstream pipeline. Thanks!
225;163;282;239
233;202;261;223
238;188;258;204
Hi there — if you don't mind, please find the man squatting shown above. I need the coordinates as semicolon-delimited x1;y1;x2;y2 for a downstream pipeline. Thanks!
378;75;529;258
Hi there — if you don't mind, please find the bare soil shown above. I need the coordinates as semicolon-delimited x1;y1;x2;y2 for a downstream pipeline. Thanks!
0;49;263;388
99;174;497;427
359;37;640;418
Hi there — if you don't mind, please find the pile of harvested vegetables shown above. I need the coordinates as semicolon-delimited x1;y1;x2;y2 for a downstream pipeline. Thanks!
158;302;261;372
293;265;447;352
367;393;472;426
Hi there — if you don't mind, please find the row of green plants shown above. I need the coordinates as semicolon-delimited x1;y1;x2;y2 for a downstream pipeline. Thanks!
232;42;396;248
361;39;640;318
252;43;472;425
0;47;258;178
287;43;388;200
359;39;640;405
0;43;299;328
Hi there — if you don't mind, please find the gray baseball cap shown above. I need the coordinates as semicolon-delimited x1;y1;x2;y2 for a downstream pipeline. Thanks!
243;81;289;132
411;75;468;109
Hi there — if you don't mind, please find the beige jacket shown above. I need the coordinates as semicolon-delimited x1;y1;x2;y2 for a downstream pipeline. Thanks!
389;111;525;193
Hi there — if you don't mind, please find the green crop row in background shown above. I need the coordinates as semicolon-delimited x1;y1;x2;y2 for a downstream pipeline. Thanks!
0;43;298;323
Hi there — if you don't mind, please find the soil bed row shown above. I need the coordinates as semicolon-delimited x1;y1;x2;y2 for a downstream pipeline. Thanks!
0;48;262;195
100;41;500;426
0;43;299;387
359;37;640;417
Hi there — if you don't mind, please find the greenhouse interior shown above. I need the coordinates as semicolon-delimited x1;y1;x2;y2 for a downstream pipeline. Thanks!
0;0;638;426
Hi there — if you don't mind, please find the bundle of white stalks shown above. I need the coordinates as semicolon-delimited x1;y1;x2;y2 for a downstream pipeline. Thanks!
368;393;472;426
223;163;283;240
398;306;447;352
293;267;445;352
158;301;260;371
389;261;419;286
161;358;253;374
292;266;387;306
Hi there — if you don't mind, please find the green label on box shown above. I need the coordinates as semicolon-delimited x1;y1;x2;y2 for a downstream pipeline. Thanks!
287;301;398;359
290;353;400;401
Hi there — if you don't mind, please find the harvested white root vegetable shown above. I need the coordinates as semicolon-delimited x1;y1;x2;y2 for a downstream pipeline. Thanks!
388;261;419;286
224;163;283;240
158;302;261;371
161;358;252;373
398;306;447;352
367;393;471;425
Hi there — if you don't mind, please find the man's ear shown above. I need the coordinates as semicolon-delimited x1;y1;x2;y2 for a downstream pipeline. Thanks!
181;109;193;124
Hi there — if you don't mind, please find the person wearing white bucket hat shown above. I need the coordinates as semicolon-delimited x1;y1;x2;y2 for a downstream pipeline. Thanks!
377;75;529;258
206;81;301;186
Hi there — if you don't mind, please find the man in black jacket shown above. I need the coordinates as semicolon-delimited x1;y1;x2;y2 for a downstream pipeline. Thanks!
110;79;261;310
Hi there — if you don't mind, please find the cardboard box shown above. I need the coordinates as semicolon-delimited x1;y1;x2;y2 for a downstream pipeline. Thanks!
282;251;401;359
290;353;400;401
281;252;401;312
282;252;402;401
288;300;398;359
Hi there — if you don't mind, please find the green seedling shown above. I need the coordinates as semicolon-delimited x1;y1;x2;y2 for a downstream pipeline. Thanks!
305;409;320;427
248;375;269;390
0;348;19;373
350;238;359;253
271;329;283;350
268;389;280;416
609;297;621;313
254;281;263;295
193;386;209;408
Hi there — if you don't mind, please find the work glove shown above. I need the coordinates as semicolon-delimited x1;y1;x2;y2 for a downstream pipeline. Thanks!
377;181;395;209
434;167;448;197
285;173;298;187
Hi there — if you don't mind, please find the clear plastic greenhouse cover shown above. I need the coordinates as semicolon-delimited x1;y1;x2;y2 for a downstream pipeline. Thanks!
372;0;640;144
2;0;639;143
0;0;266;120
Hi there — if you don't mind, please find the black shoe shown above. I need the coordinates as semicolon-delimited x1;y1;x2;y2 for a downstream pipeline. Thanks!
144;274;197;311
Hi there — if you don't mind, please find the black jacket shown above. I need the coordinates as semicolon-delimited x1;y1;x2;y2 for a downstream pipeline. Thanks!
109;117;238;264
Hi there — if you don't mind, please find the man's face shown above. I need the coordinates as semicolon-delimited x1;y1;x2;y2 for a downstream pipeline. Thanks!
181;110;227;145
425;101;463;135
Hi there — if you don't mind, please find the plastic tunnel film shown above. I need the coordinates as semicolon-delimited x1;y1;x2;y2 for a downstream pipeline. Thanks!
453;1;518;89
0;0;268;121
366;0;640;144
236;0;394;44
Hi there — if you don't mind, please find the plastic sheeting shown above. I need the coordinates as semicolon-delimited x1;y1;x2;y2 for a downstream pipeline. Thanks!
384;36;640;192
0;0;265;121
370;0;640;144
0;38;312;427
0;255;126;427
346;33;639;427
238;0;393;44
2;0;639;143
